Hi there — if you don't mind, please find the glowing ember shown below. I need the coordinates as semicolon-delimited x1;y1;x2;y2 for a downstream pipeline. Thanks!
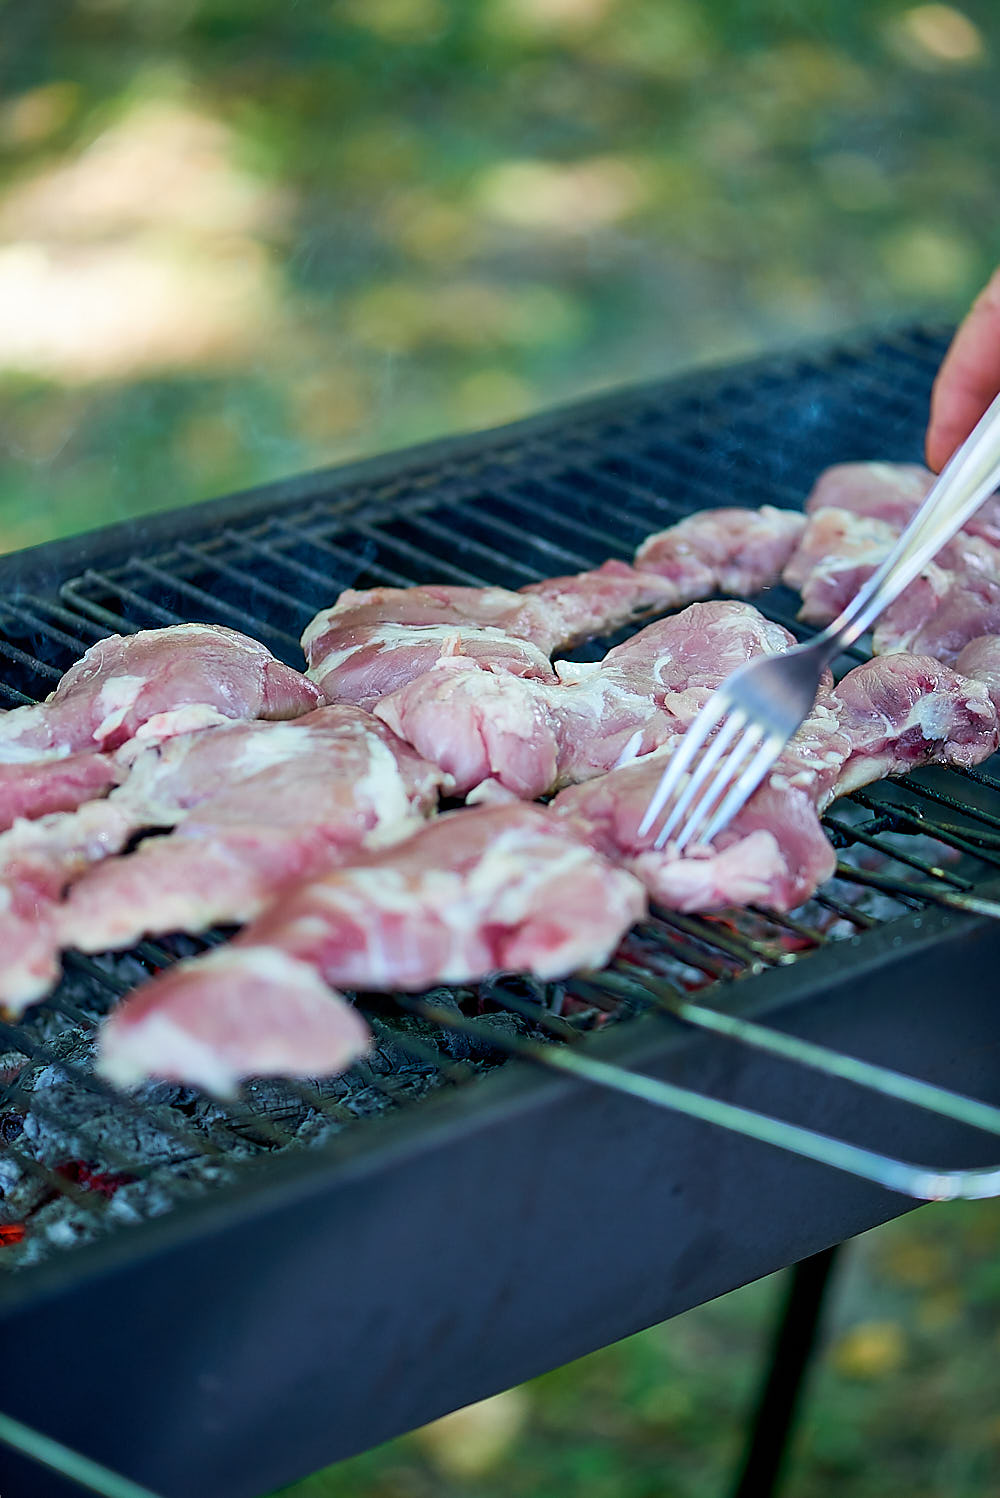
55;1161;136;1200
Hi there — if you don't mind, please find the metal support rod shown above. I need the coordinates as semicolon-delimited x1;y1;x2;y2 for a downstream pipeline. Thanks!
0;1410;164;1498
729;1245;840;1498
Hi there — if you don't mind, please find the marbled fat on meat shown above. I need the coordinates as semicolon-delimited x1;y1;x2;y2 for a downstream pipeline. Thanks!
54;707;446;977
551;650;999;913
0;751;122;832
831;654;998;794
0;624;322;830
635;506;806;596
789;462;1000;657
96;804;647;1090
98;946;371;1094
303;508;804;710
375;602;795;796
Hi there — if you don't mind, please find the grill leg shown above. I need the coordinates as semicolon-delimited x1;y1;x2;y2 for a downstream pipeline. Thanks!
729;1244;840;1498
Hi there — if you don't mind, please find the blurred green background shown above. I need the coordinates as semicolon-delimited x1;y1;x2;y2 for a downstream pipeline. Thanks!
2;0;999;553
3;2;1000;1494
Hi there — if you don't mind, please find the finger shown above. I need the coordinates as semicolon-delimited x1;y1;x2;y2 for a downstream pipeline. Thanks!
926;267;1000;472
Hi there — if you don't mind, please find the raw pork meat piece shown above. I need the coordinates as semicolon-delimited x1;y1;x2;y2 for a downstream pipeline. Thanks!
551;751;836;913
302;564;681;709
0;623;321;757
520;560;682;645
789;461;1000;651
0;624;321;830
97;804;646;1090
783;504;990;632
0;750;122;831
551;650;999;913
374;660;564;800
304;509;803;709
97;946;371;1094
954;635;1000;711
7;707;444;1012
635;506;806;597
50;709;445;982
0;799;141;1007
375;602;795;797
804;461;934;528
805;460;1000;549
832;654;999;795
871;539;1000;661
302;586;560;709
784;508;901;624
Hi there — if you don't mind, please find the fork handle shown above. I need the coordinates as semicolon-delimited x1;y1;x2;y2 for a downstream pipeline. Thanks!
816;388;1000;656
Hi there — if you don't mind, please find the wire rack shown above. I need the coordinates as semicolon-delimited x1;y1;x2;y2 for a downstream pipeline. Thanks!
3;323;1000;1288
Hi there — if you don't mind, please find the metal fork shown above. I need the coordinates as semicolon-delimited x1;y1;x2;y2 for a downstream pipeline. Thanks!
638;389;1000;852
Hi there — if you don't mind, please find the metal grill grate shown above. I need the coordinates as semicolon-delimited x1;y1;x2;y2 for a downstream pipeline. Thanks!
4;322;1000;1284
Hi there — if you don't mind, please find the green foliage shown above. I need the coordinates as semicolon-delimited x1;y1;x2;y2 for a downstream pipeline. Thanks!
0;0;998;546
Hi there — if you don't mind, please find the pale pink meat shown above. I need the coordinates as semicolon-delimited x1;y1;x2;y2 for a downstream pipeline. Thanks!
804;461;933;528
375;602;795;797
805;460;1000;549
0;624;321;830
551;649;999;913
302;606;559;709
791;462;1000;651
872;541;1000;661
521;559;681;645
831;654;998;795
0;751;121;832
374;659;562;799
784;508;899;624
635;506;805;596
955;635;1000;711
98;946;371;1094
0;799;139;1007
551;756;836;913
0;624;321;757
304;510;803;709
55;707;445;973
96;804;646;1090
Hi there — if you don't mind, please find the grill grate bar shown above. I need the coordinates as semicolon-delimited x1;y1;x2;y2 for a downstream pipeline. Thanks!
396;510;546;583
851;789;1000;869
452;497;597;570
0;640;60;681
2;601;97;655
822;812;970;887
131;560;302;648
172;541;315;623
62;574;166;631
270;522;410;588
352;521;499;587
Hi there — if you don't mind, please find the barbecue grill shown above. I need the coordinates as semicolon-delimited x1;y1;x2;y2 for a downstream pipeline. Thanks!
4;324;1000;1498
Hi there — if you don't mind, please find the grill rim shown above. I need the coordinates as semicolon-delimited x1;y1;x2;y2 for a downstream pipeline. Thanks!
0;871;995;1321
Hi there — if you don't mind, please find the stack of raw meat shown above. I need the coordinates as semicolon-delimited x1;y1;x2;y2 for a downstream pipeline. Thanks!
4;469;999;1093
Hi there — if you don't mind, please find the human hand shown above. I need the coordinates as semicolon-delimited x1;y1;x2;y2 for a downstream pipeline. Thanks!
926;269;1000;472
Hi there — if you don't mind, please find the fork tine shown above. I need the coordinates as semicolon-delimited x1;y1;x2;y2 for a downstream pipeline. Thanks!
695;735;785;848
636;694;734;838
650;709;748;849
672;721;766;852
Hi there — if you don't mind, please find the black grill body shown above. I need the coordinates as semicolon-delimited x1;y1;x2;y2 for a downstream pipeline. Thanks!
2;326;1000;1498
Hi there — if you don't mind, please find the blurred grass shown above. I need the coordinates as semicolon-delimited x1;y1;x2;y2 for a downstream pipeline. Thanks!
3;3;1000;1493
1;1;999;547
